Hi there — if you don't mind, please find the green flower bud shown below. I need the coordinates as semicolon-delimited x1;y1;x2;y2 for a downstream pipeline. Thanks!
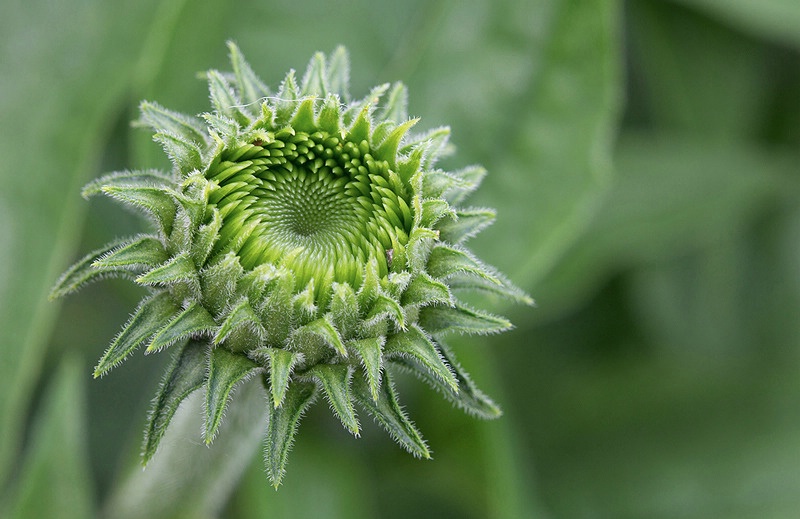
51;42;532;487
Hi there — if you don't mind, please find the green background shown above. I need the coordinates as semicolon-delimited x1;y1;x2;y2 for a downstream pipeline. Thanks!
2;0;800;517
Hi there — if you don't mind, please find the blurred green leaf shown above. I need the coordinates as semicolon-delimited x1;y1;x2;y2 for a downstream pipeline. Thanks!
535;134;798;321
627;1;772;138
674;0;800;49
472;0;622;290
2;358;94;519
0;0;161;489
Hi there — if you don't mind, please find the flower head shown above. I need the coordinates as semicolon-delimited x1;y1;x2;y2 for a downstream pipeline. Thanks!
51;42;531;486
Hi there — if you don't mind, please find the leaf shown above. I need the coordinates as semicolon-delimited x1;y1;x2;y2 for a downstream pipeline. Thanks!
385;325;458;393
264;380;318;488
352;370;430;459
536;136;795;321
3;358;93;519
0;0;175;489
628;1;772;138
204;347;260;443
142;340;208;464
472;0;620;292
147;302;216;353
308;364;359;435
94;291;180;377
674;0;800;49
419;304;512;336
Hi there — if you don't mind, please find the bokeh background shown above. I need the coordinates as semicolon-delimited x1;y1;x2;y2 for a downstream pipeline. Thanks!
2;0;800;518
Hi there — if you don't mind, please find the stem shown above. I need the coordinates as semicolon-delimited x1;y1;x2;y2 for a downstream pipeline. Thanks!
102;377;266;519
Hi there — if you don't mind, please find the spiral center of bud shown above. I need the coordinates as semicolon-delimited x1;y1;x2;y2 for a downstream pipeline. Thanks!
205;129;413;293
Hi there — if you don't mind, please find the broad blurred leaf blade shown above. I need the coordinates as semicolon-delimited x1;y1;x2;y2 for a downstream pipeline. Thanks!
535;134;797;321
3;358;93;519
674;0;800;49
469;0;622;290
0;0;163;488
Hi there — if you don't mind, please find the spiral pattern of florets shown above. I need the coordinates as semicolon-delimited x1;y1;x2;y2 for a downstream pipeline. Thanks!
51;42;532;488
207;130;411;292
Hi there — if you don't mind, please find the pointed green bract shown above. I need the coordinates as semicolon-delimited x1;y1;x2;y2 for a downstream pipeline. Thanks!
49;238;132;299
92;235;167;269
301;52;328;97
427;244;500;283
142;341;207;463
204;347;260;443
191;207;222;267
401;273;451;307
366;293;405;328
258;348;302;409
81;169;174;199
447;272;535;306
264;380;317;487
94;292;180;377
214;298;265;346
52;45;530;487
295;316;346;357
136;253;197;286
419;304;512;336
146;302;216;353
353;371;430;459
154;132;204;175
385;326;458;393
227;40;270;106
349;337;384;401
436;208;495;244
308;364;359;435
138;101;207;144
392;340;501;419
100;185;176;235
207;70;249;127
378;83;408;124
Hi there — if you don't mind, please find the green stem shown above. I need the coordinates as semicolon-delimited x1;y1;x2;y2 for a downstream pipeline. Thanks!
102;377;266;519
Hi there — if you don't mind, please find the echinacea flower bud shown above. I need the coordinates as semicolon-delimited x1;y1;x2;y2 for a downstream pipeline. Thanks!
51;42;532;487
